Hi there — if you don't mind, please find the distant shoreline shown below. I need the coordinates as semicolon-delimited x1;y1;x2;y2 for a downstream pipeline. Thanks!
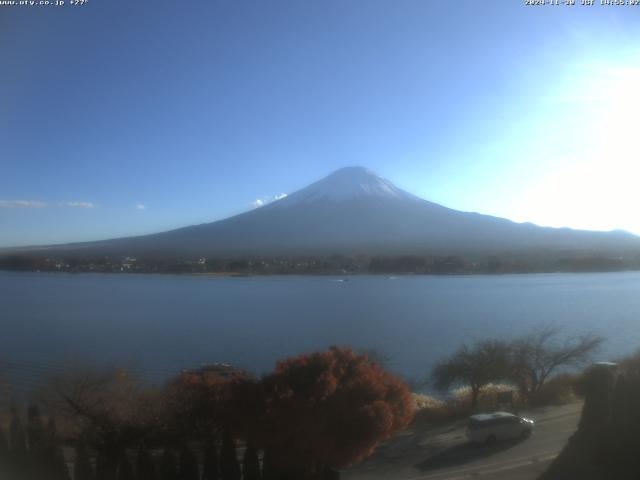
3;251;640;277
3;268;640;277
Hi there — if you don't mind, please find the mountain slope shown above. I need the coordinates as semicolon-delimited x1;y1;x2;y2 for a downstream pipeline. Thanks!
8;167;640;258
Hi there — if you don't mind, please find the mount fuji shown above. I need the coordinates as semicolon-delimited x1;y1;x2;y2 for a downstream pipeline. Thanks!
9;167;640;258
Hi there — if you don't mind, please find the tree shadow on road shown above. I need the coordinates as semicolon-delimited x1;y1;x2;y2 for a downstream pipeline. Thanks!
414;439;525;472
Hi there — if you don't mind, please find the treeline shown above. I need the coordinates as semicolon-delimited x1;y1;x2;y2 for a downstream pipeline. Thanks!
3;252;640;275
0;255;369;275
370;254;640;274
0;347;414;480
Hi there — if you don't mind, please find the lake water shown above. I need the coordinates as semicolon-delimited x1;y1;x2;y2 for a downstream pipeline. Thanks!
2;271;640;393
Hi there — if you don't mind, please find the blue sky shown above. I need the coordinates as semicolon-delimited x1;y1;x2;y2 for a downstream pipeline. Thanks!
2;0;640;247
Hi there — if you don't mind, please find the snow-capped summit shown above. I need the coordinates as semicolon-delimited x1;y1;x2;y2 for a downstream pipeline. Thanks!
269;166;418;207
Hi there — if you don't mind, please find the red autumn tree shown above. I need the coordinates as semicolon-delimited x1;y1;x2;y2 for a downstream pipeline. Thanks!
164;363;249;438
248;346;414;478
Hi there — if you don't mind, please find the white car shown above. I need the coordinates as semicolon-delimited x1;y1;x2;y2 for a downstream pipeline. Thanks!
466;411;534;445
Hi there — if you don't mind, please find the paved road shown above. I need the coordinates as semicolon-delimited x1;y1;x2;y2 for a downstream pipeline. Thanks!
343;402;582;480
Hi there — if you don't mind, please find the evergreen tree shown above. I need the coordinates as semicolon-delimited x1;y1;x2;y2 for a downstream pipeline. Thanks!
27;404;47;478
260;450;275;480
46;417;70;480
58;458;72;480
242;444;261;480
201;435;219;480
160;448;179;480
219;429;240;480
9;403;27;455
74;443;95;480
0;427;9;476
9;403;27;476
96;451;116;480
179;446;199;480
322;466;340;480
117;453;135;480
27;404;46;455
136;445;156;480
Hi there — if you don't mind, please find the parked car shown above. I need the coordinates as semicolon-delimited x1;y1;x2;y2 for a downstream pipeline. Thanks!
466;411;534;445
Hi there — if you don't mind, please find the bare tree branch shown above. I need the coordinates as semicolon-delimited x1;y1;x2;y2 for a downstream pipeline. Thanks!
431;340;511;408
510;326;604;398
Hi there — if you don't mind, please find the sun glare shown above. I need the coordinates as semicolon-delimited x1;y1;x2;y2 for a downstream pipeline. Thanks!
512;65;640;234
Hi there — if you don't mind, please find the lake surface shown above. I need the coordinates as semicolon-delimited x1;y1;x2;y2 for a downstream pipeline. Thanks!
2;271;640;393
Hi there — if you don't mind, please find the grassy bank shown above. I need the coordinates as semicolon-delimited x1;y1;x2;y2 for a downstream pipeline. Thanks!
411;375;583;428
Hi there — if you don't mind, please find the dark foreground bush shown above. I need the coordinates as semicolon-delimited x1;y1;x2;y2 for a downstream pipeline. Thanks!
542;362;640;479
